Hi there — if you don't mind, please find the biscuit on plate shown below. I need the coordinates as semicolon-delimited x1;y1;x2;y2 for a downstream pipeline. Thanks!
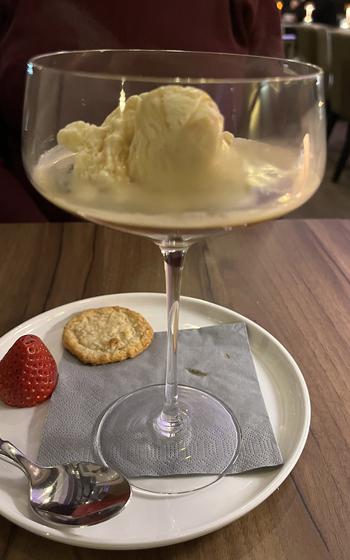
62;306;153;364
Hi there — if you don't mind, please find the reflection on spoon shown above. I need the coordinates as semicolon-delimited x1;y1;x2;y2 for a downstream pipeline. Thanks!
0;438;131;526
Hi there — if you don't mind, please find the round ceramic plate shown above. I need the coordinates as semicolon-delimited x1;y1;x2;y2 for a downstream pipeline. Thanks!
0;293;310;550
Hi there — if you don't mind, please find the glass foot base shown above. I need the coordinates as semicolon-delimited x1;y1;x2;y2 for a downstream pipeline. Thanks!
94;384;240;494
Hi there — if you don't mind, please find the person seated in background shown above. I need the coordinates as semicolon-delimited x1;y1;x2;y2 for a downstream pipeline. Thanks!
288;0;307;23
0;0;282;223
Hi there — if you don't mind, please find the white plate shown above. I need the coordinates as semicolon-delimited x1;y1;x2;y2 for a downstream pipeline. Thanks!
0;293;310;550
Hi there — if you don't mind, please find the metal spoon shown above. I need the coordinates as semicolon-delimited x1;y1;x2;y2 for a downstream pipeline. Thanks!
0;438;131;526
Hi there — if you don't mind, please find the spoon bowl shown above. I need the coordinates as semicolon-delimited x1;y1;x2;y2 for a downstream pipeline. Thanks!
0;438;131;526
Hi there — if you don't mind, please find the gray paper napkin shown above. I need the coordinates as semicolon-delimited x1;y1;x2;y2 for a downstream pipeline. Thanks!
38;323;283;475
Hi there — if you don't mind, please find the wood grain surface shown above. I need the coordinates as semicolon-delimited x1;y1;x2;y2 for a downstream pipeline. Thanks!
0;220;349;560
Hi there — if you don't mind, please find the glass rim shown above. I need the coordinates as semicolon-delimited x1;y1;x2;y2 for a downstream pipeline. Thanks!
27;48;323;85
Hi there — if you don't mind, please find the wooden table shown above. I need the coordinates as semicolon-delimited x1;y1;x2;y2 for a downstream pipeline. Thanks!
0;220;349;560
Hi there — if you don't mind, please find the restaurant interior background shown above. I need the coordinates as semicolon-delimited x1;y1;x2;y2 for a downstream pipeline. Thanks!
281;0;350;218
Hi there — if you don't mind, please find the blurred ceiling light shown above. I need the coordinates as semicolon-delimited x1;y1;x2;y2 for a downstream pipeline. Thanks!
303;3;315;24
339;4;350;29
119;79;126;113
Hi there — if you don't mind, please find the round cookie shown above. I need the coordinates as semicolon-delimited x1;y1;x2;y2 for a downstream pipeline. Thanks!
62;306;153;364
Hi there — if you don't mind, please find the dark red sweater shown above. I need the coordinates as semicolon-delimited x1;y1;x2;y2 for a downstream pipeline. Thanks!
0;0;282;222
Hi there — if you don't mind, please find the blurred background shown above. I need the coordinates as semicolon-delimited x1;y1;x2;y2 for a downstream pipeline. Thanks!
0;0;349;221
280;0;350;217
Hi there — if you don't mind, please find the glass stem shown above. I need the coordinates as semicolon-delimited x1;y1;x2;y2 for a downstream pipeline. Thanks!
155;242;188;437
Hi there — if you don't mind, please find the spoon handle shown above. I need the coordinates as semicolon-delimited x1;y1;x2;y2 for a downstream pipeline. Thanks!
0;452;26;473
0;438;37;477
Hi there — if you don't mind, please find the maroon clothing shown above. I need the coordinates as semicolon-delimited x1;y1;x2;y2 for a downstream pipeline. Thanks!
0;0;282;222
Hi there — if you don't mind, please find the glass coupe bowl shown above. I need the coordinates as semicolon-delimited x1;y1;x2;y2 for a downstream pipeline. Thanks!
22;50;326;494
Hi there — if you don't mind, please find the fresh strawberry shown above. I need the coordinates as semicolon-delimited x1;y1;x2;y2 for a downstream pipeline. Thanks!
0;335;58;407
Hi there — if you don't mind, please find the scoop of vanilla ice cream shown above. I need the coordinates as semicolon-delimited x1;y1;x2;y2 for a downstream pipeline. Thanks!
128;86;231;188
57;95;141;187
57;85;233;191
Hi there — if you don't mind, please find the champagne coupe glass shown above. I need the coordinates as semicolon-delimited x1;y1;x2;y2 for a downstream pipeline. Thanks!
22;50;326;494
